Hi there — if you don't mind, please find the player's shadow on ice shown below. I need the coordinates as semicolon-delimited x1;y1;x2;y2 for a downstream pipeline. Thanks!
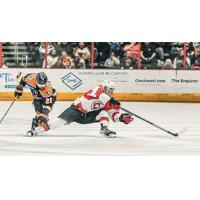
38;134;99;138
0;134;97;138
0;134;123;139
0;133;123;139
37;134;124;139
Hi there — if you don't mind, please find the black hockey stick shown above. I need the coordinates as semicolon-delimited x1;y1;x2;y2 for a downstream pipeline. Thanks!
121;107;180;137
0;98;16;125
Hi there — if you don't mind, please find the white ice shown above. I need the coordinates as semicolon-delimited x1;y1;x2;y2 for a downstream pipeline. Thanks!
0;101;199;155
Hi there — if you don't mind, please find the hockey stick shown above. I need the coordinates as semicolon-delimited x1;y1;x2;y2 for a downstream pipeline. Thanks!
0;98;16;125
121;107;181;137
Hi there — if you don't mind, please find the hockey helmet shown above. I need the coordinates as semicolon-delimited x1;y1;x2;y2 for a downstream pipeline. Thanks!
102;80;116;96
36;72;48;89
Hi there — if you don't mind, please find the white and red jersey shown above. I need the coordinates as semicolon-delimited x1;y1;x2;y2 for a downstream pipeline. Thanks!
74;85;110;112
73;85;121;122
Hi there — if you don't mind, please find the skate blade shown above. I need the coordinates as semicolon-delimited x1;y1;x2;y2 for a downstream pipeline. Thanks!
24;131;36;137
24;134;33;137
102;134;116;138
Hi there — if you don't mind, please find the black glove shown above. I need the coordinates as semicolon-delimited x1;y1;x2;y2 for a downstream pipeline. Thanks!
14;85;23;98
109;97;120;106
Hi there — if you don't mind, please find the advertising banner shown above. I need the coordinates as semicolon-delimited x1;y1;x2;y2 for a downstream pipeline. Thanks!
1;69;200;94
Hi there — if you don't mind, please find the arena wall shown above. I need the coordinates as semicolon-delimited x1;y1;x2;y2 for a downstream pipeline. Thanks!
1;69;200;102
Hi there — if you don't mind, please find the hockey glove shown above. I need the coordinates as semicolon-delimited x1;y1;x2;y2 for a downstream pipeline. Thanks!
108;98;121;110
109;97;120;105
119;113;134;124
14;85;23;98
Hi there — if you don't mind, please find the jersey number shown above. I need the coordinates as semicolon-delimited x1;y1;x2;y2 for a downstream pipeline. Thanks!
45;97;53;105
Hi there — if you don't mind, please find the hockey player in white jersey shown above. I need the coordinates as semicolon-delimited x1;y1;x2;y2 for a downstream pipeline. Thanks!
28;80;133;137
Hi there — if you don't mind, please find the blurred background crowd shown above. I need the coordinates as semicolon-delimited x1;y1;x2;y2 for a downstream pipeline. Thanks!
1;42;200;70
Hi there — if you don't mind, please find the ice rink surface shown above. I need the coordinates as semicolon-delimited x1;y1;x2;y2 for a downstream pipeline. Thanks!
0;101;200;155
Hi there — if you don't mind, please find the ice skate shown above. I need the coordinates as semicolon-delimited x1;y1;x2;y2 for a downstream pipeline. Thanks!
100;125;116;138
25;130;37;137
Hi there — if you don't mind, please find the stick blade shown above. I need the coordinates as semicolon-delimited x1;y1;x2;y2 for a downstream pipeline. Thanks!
178;128;187;136
173;128;187;137
169;128;187;137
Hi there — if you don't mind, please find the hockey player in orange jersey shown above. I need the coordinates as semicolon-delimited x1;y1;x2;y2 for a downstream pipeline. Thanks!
14;72;57;136
29;80;133;137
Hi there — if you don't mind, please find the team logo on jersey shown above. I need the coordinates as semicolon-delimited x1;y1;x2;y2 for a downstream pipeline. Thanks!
91;100;104;110
61;72;83;90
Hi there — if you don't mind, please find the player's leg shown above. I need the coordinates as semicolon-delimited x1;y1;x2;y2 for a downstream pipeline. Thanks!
96;110;116;137
26;99;51;136
76;109;116;138
30;104;84;136
29;117;66;136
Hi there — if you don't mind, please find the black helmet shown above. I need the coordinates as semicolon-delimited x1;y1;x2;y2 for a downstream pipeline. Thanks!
36;72;48;89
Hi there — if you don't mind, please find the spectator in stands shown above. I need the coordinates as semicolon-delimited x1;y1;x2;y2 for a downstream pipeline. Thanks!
39;43;54;55
121;52;136;69
162;42;174;60
171;42;184;60
193;42;200;50
43;49;59;68
161;58;173;70
124;42;140;60
59;51;75;69
173;49;190;69
141;42;158;69
51;42;59;49
95;42;111;67
191;48;200;69
187;43;195;65
55;42;76;57
74;42;91;69
26;42;41;68
154;42;165;61
110;42;124;59
39;43;55;68
104;52;120;68
154;43;174;68
1;55;8;68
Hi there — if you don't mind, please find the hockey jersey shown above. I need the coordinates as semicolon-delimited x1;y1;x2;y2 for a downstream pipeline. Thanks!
18;73;56;101
74;85;121;122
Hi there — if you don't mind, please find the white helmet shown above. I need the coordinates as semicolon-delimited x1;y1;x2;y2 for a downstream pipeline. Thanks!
102;80;116;96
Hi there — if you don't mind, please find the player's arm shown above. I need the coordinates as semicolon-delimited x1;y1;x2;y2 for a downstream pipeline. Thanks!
14;73;29;98
104;97;134;124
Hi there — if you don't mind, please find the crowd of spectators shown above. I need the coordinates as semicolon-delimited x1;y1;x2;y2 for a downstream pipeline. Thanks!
26;42;90;69
1;42;200;70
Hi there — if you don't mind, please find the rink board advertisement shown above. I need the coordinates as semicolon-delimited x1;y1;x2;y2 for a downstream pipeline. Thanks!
1;69;200;102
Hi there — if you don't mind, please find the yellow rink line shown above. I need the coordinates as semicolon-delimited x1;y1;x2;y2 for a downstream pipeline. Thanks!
1;92;200;102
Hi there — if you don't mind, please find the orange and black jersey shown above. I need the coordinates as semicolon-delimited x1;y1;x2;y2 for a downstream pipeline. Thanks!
18;73;56;104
